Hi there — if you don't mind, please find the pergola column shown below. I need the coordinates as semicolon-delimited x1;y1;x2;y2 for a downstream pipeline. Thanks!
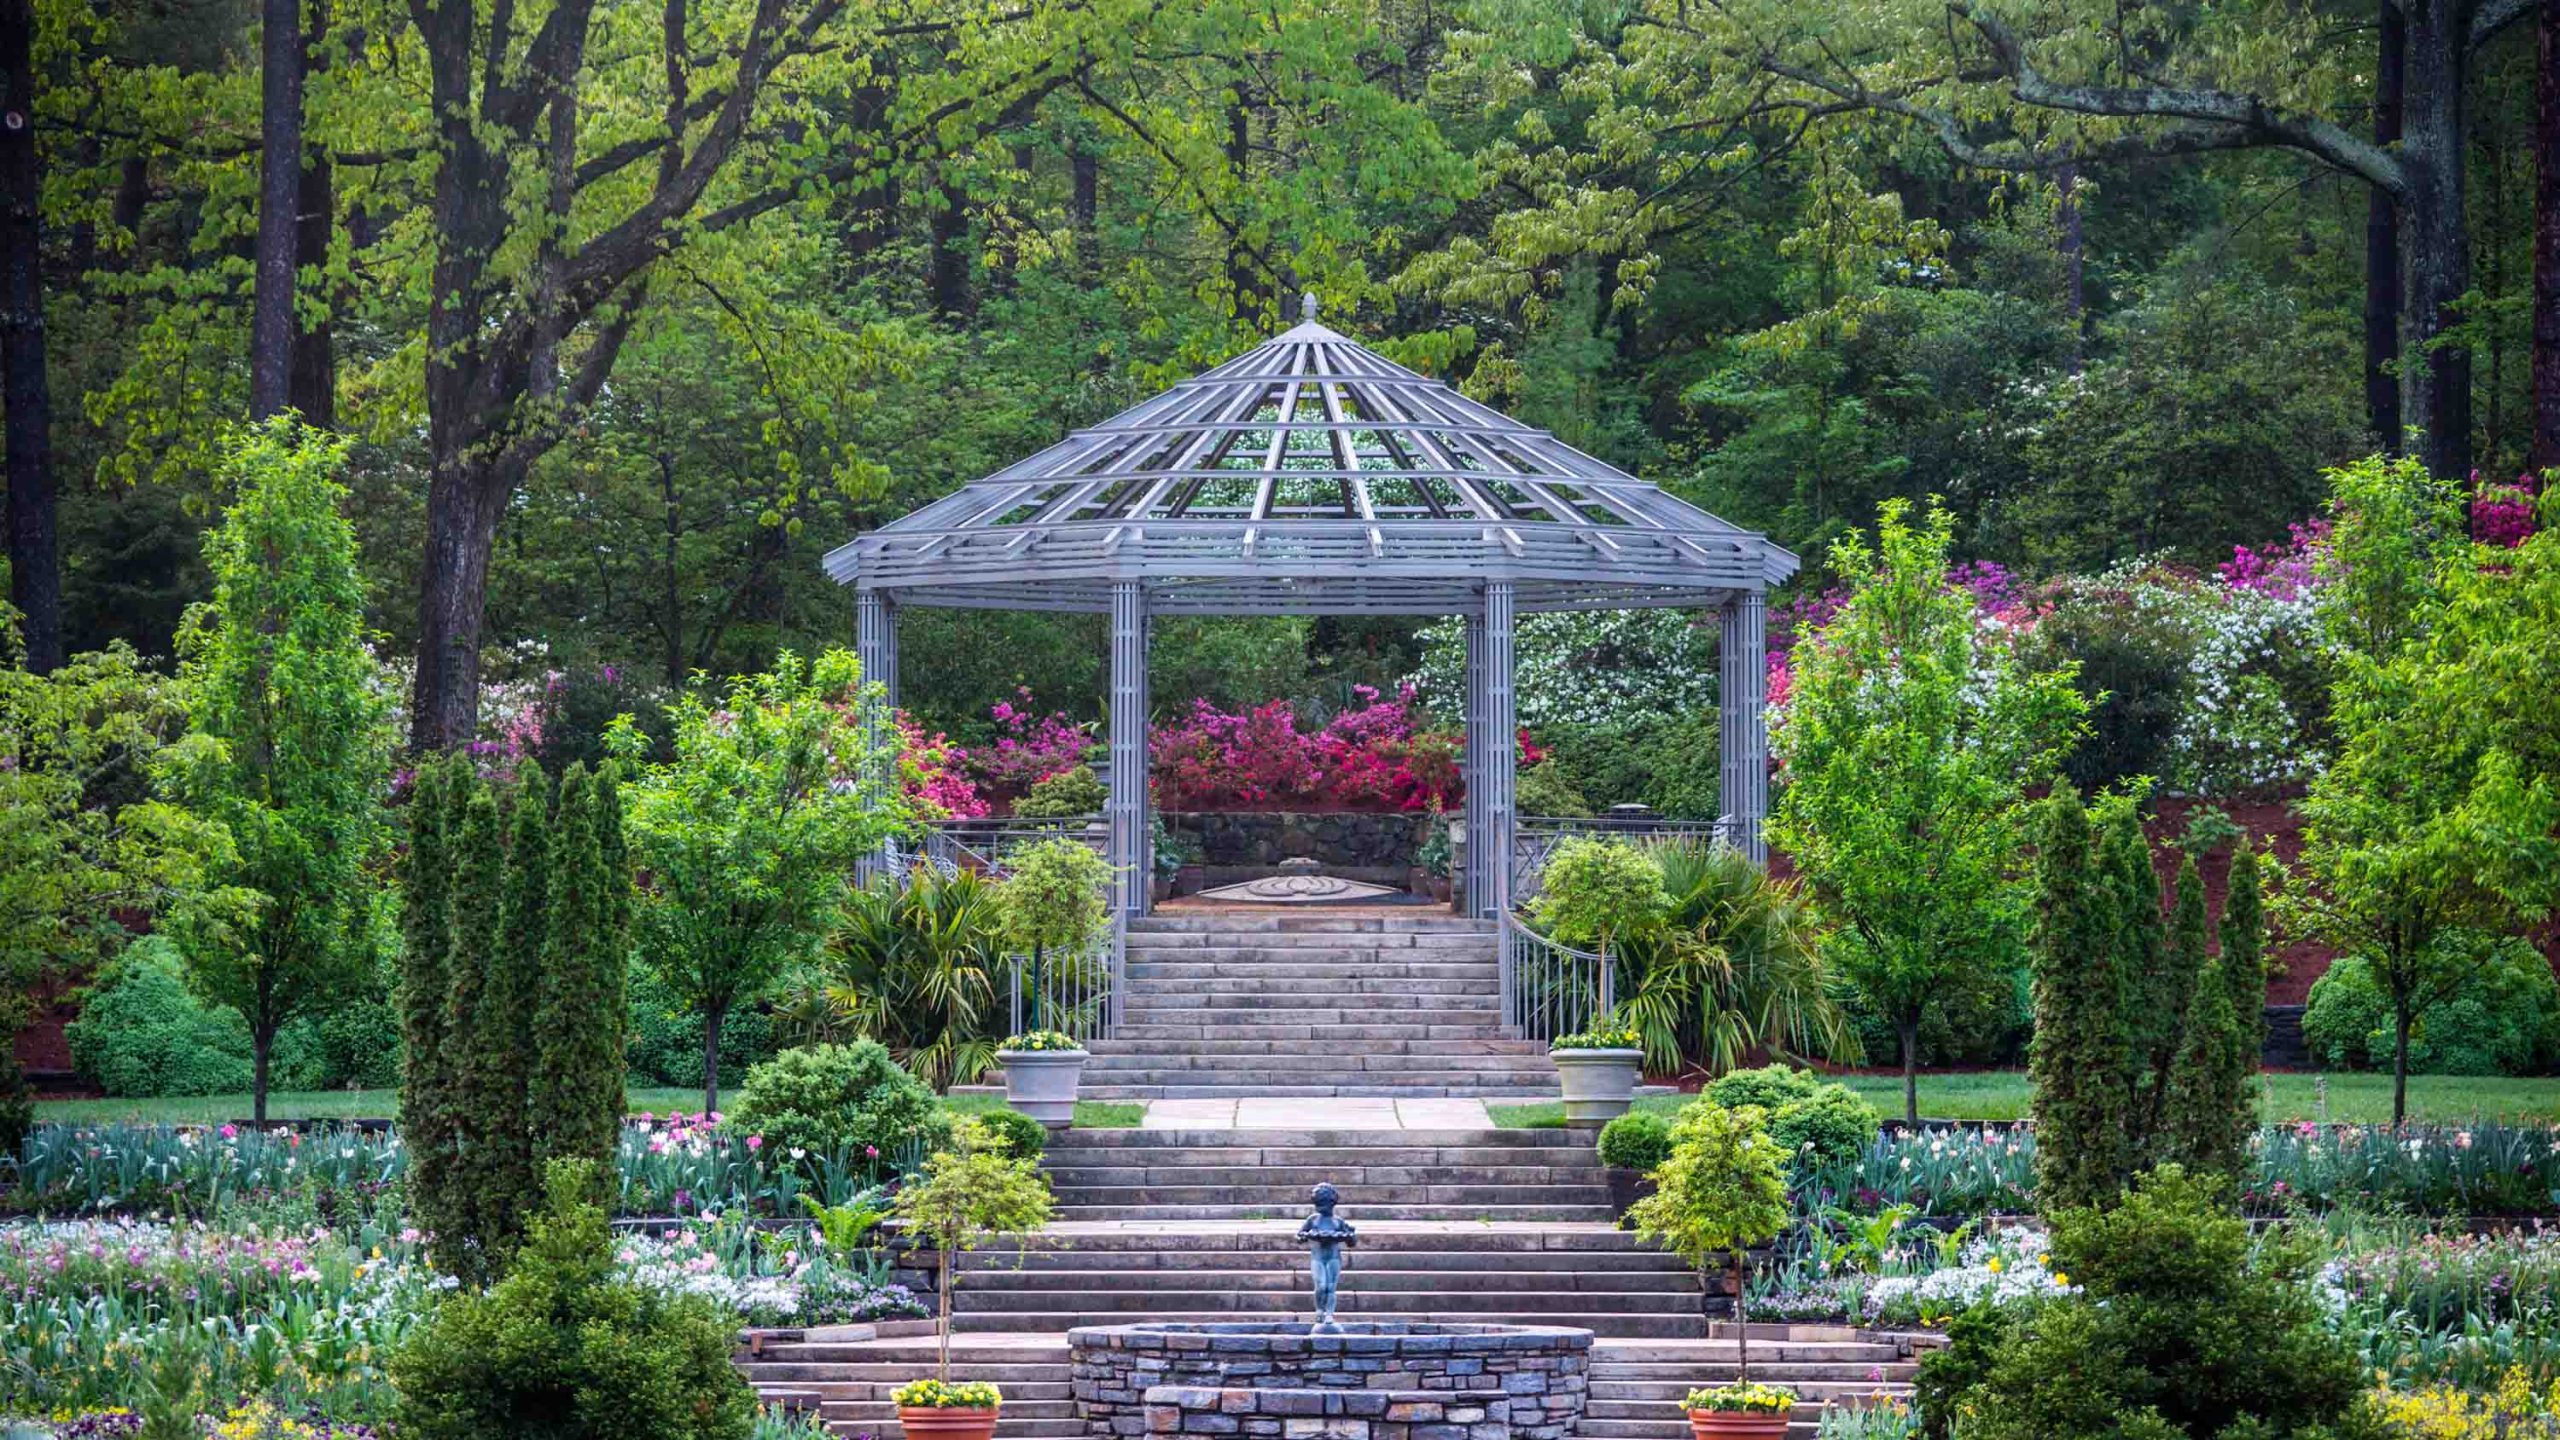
1107;579;1151;916
1474;581;1518;918
855;589;900;886
1461;612;1486;914
1719;592;1769;861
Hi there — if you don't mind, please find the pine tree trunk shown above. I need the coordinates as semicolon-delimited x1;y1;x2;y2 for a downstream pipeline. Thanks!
2401;0;2475;480
250;0;306;418
2368;3;2405;452
288;0;335;429
1;0;61;674
2534;0;2560;477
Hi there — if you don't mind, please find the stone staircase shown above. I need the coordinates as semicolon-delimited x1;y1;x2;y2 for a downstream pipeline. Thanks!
947;1222;1705;1337
1081;912;1559;1099
736;1331;1920;1440
1042;1125;1616;1222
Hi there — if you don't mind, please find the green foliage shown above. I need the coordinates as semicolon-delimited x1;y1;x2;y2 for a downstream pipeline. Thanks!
1772;499;2089;1125
1515;761;1591;819
1768;1085;1880;1172
2101;799;2185;1147
1528;835;1666;954
2289;465;2560;1122
2019;575;2201;794
612;649;911;1112
159;419;392;1121
1609;844;1856;1075
625;958;778;1089
2301;942;2560;1077
2165;957;2256;1177
727;1040;947;1164
992;837;1113;957
1940;1167;2380;1440
2222;845;2270;1061
391;1160;756;1440
534;764;634;1182
1596;1110;1673;1172
399;758;464;1281
973;1107;1048;1160
1913;1301;2017;1440
896;1117;1056;1383
1626;1101;1791;1270
64;938;254;1097
1703;1064;1824;1114
1011;767;1106;818
2028;792;2132;1212
804;870;1009;1089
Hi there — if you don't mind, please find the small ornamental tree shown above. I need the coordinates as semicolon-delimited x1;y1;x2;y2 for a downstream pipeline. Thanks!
991;836;1114;1036
2289;468;2560;1124
1529;834;1667;976
162;419;394;1122
894;1117;1056;1385
612;649;911;1112
1628;1101;1790;1384
1772;499;2088;1126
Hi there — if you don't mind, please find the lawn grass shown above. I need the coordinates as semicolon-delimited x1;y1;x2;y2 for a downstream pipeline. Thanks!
35;1088;1147;1129
1486;1070;2560;1128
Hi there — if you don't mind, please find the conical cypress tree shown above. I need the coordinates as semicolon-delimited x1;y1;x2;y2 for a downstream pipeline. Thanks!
2101;804;2179;1144
472;776;551;1237
398;757;461;1253
2030;792;2128;1211
2167;955;2255;1178
2150;851;2213;1159
2221;843;2269;1064
534;764;625;1183
436;780;507;1281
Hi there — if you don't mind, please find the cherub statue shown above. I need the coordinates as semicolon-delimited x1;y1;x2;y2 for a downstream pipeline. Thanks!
1296;1182;1358;1329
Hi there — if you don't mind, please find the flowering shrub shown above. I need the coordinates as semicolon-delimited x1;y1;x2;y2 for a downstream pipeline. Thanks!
2370;1368;2560;1437
1405;609;1720;731
2473;476;2539;549
1683;1380;1795;1413
1859;1227;2074;1328
891;1378;1003;1408
969;691;1097;792
1148;686;1465;812
612;1220;922;1326
897;714;987;819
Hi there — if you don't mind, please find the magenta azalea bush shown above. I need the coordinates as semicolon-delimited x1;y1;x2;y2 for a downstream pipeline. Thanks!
1149;685;1464;812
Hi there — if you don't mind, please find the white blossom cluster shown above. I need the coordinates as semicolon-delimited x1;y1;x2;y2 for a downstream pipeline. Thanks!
1405;608;1721;731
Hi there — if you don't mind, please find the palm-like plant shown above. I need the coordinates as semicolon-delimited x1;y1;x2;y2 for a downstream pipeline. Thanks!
1609;841;1859;1076
794;870;1008;1088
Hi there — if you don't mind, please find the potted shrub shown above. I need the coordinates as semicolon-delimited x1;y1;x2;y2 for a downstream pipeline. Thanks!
995;1029;1087;1125
1628;1102;1795;1439
893;1117;1056;1440
991;836;1112;1090
1549;1024;1646;1125
1595;1110;1672;1218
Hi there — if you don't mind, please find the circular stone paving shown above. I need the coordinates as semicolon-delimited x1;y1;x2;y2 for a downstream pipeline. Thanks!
1068;1321;1592;1440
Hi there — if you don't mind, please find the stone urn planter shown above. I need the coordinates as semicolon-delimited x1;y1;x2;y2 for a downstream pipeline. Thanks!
997;1036;1089;1125
1548;1045;1643;1125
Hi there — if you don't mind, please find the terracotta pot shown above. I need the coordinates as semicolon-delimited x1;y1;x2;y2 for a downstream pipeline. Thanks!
1687;1410;1790;1440
899;1406;1001;1440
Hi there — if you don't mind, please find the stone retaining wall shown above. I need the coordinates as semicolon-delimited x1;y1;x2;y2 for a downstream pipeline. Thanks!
1070;1323;1590;1440
1165;812;1438;882
1142;1385;1570;1440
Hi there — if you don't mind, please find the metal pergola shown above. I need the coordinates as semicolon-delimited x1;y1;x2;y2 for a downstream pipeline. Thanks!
825;296;1799;917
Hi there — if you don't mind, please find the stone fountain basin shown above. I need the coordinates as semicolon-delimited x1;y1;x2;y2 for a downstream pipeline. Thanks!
1068;1321;1594;1440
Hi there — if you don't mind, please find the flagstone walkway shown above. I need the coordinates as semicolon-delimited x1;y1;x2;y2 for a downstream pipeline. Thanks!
1138;1096;1496;1129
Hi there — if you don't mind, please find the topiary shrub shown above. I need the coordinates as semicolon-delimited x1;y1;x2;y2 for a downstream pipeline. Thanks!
1769;1084;1880;1171
392;1159;756;1440
1703;1062;1822;1114
1012;767;1106;818
1595;1110;1672;1172
1924;1165;2380;1440
974;1107;1047;1159
728;1040;946;1164
2302;939;2560;1076
64;939;255;1097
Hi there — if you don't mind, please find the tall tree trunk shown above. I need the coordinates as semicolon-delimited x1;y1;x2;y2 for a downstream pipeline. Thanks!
411;455;512;749
2535;0;2560;477
1225;96;1261;322
2391;1004;2412;1128
2401;0;2475;480
289;0;335;428
1073;140;1100;288
2057;165;2084;372
0;0;58;673
2368;3;2406;453
1898;1008;1920;1129
701;1002;724;1115
250;0;306;418
928;176;971;320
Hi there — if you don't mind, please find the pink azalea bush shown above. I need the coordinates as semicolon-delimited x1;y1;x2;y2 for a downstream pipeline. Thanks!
2218;517;2332;598
895;714;988;819
2473;475;2539;550
968;689;1097;792
1149;686;1466;812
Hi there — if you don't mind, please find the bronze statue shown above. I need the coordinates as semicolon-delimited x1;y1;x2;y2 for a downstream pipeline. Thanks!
1296;1182;1358;1329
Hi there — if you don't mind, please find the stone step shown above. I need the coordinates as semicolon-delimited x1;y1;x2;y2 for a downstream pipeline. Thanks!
1126;958;1501;977
1085;1037;1547;1058
1079;1084;1565;1100
1048;1128;1592;1149
1041;1146;1594;1167
1046;1180;1611;1204
1109;1023;1516;1042
967;1248;1683;1273
950;1287;1701;1316
1123;977;1502;997
1121;995;1504;1016
1077;1055;1557;1076
1045;1165;1600;1188
952;1268;1695;1295
1588;1373;1919;1398
948;1310;1705;1338
1127;916;1495;935
1046;1203;1613;1221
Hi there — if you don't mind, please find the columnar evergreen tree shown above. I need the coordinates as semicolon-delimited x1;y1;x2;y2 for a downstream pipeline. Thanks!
434;782;506;1279
2165;854;2213;1142
399;758;463;1253
2101;801;2181;1142
2029;792;2129;1212
533;763;631;1182
2166;955;2256;1178
467;780;550;1237
2221;845;2269;1062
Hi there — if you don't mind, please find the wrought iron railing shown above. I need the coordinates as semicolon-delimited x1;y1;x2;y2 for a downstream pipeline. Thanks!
1509;814;1743;910
1498;912;1612;1045
901;816;1123;1042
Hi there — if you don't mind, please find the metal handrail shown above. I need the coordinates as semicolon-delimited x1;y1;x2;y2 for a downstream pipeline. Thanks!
1004;930;1118;1043
1498;912;1612;1044
1510;815;1744;909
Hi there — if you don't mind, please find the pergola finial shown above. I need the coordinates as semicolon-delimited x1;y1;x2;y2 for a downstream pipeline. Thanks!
1301;291;1319;322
